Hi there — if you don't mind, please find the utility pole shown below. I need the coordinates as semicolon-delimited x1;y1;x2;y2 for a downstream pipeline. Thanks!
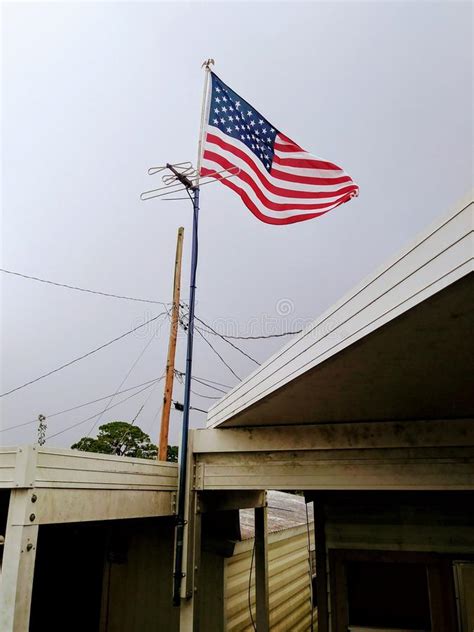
158;226;184;461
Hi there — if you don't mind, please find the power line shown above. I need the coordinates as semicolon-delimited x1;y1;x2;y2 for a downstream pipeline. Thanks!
45;381;158;441
190;388;221;400
194;327;242;381
192;375;232;390
0;268;167;306
190;406;207;414
175;371;232;394
189;307;301;341
180;305;260;365
2;268;302;339
191;376;227;395
194;317;261;365
172;399;208;415
1;377;163;434
0;312;167;398
113;377;164;454
191;377;227;394
148;402;164;435
85;324;165;437
217;329;302;340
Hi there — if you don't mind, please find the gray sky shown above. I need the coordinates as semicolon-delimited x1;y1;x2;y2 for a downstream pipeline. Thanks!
1;1;472;448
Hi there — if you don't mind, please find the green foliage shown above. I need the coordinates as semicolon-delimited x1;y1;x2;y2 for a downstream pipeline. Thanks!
72;421;179;462
167;445;178;462
72;421;157;459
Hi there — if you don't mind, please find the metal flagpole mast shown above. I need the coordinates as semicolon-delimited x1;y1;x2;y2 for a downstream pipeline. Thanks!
172;58;213;607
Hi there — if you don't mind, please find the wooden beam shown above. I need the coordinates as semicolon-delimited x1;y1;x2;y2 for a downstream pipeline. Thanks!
254;505;270;632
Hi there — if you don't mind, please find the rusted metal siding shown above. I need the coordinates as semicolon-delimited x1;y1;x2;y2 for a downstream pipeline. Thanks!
224;524;315;632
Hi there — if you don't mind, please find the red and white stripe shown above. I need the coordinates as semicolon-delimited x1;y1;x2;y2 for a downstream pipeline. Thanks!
201;128;359;225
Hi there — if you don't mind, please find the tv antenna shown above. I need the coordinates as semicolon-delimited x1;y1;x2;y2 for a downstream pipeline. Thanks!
140;162;239;202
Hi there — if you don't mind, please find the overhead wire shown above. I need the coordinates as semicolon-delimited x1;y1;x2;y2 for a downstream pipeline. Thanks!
181;307;260;366
194;327;242;381
194;321;261;366
2;267;302;339
112;375;164;454
0;268;167;306
85;316;166;437
190;388;221;400
45;381;157;441
189;406;207;414
0;312;167;398
1;377;163;434
191;377;227;395
175;370;232;392
191;375;232;390
148;401;164;436
215;329;302;340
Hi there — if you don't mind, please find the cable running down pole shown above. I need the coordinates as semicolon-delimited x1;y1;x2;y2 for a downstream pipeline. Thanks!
172;59;213;607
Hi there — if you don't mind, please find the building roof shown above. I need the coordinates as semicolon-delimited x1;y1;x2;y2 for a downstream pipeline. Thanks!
239;490;314;539
207;194;473;429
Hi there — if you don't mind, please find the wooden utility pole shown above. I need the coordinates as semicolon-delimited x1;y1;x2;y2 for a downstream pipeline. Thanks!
158;227;184;461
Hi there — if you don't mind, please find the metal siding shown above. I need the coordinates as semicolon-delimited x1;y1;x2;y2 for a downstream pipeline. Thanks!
0;446;178;491
100;518;179;632
324;496;474;554
224;524;315;631
0;449;17;487
35;447;177;490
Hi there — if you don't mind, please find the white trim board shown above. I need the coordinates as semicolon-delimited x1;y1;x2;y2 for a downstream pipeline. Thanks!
207;194;473;429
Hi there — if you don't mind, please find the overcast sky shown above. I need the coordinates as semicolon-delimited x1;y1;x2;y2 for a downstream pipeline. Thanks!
1;1;472;449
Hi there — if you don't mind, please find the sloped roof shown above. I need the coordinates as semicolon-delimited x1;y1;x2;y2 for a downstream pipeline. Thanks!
207;194;473;429
239;490;314;539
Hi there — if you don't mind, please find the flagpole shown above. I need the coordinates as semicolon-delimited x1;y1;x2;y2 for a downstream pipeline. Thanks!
172;59;213;607
195;59;213;184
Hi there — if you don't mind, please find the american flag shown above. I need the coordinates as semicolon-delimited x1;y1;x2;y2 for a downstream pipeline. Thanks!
201;73;359;225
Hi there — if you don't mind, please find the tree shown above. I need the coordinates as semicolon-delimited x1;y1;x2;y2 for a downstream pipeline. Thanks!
167;445;178;462
71;421;179;462
72;421;157;459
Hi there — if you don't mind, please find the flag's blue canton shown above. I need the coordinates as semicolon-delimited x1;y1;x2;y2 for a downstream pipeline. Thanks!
208;73;279;172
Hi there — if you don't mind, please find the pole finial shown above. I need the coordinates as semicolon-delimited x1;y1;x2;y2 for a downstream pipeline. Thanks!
201;58;215;70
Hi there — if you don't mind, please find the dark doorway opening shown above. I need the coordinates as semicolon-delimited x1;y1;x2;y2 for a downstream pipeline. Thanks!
346;560;431;629
30;522;106;632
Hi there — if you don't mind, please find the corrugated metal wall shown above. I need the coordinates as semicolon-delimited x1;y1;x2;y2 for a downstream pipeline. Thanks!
224;524;316;632
100;517;179;632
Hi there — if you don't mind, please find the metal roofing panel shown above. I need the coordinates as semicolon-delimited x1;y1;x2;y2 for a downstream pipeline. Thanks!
207;194;473;429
